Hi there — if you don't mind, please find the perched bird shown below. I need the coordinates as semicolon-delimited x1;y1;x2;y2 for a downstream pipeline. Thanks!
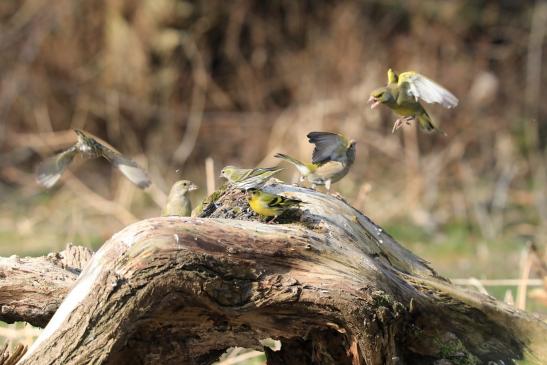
275;132;356;191
162;180;198;216
36;129;151;189
369;69;458;133
246;188;303;219
220;165;283;189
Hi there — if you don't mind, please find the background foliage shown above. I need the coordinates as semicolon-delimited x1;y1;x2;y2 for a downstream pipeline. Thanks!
0;0;546;360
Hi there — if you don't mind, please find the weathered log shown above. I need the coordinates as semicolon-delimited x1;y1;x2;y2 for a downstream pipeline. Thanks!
0;244;92;327
1;184;546;364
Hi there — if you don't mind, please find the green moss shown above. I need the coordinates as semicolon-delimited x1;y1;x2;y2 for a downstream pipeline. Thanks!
371;290;394;307
192;184;228;217
435;334;480;365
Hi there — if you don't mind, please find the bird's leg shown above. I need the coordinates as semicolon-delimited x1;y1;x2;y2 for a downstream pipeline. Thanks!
392;116;415;132
392;118;404;133
404;116;414;125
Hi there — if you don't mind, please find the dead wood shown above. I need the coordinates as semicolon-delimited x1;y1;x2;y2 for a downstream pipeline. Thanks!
1;184;545;365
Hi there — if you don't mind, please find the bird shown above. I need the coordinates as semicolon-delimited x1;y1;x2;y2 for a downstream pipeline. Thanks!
36;129;151;189
275;132;356;191
220;165;283;189
246;188;303;220
162;180;198;216
368;68;458;133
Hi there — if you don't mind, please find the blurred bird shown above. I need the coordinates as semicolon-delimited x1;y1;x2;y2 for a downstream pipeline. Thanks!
275;132;356;191
369;69;458;133
36;129;151;189
220;165;283;189
162;180;198;216
246;188;303;219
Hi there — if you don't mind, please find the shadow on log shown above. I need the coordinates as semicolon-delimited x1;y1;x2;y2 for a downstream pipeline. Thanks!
1;184;546;364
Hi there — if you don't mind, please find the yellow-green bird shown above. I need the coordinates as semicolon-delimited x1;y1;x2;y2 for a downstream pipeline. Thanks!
220;165;283;189
162;180;198;216
275;132;356;191
36;129;151;189
369;69;458;133
246;188;303;219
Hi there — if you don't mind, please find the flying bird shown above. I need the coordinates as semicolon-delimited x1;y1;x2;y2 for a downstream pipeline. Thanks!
36;129;151;189
275;131;355;191
369;69;458;133
162;180;198;217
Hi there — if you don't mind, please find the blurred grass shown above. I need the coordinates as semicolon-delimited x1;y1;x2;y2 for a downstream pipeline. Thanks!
0;0;546;363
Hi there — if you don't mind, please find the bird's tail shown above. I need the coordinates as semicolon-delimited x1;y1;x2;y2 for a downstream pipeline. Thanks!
417;112;447;136
274;153;311;175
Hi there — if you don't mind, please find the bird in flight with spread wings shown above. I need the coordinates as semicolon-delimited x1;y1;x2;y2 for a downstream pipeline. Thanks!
369;69;458;133
36;129;151;189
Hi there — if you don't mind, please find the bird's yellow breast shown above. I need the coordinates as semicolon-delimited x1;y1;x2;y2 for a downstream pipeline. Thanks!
390;104;418;117
248;197;279;217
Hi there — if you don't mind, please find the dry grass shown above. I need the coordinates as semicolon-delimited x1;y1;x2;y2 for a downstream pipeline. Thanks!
0;1;546;363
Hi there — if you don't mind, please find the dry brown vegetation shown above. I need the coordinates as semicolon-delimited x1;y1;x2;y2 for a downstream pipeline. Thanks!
0;0;546;362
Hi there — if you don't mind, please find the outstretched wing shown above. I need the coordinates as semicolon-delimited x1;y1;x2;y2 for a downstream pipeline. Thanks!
307;132;349;164
398;72;459;108
36;145;79;188
100;146;151;189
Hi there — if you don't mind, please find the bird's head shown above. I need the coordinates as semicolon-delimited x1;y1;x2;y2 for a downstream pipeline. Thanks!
170;180;198;196
368;87;393;109
220;165;236;180
246;188;260;199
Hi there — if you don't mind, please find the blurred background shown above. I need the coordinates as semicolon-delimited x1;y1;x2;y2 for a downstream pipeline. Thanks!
0;0;546;362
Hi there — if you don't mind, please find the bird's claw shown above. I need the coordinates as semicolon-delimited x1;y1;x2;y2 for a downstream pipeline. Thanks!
392;119;404;133
392;117;415;133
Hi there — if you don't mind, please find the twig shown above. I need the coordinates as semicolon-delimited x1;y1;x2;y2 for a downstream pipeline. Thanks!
451;278;543;287
516;247;533;310
173;36;208;165
215;350;264;365
205;157;215;195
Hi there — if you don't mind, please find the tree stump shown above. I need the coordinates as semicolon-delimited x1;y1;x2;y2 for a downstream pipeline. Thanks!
1;184;546;364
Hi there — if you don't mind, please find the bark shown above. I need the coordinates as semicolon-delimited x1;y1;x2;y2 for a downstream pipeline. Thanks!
1;184;546;365
0;244;92;327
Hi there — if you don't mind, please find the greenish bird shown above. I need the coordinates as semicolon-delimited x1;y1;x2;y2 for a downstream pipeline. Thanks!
369;69;458;133
275;131;356;191
36;129;151;189
162;180;198;216
246;188;303;219
220;165;283;190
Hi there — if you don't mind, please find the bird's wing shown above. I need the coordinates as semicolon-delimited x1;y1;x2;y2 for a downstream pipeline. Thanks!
36;145;79;188
307;132;349;164
234;167;283;190
267;195;285;208
398;72;459;108
387;68;398;84
100;146;151;189
268;194;301;208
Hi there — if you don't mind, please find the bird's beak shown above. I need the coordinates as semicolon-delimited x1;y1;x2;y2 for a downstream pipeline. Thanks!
368;95;381;109
189;183;198;191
